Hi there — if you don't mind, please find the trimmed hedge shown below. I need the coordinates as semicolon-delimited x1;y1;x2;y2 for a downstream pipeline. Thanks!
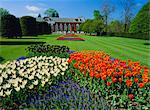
20;16;37;36
106;32;150;40
36;21;51;35
0;15;22;38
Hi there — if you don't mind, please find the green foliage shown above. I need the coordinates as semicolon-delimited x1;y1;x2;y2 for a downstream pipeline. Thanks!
93;10;102;20
44;8;59;17
111;33;150;40
15;18;22;37
82;19;93;34
26;44;70;58
20;16;37;36
78;22;84;32
81;19;104;35
0;8;9;17
108;20;124;33
129;2;150;33
68;61;150;110
0;15;22;38
36;22;51;35
92;19;104;35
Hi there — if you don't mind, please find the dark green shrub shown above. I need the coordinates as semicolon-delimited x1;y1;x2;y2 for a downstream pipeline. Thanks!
36;22;43;35
0;15;22;38
15;18;22;37
20;16;37;36
114;33;150;40
36;21;51;35
26;44;70;58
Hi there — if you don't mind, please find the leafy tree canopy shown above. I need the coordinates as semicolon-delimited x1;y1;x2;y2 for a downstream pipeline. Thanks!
129;2;150;33
108;20;124;33
0;8;10;17
93;10;103;20
44;8;59;17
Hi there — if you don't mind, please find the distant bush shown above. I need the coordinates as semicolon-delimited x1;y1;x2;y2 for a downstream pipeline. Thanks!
26;44;70;58
20;16;37;36
0;15;22;38
106;32;150;40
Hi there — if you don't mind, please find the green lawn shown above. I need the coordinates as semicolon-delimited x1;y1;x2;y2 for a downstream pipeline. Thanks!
0;34;150;66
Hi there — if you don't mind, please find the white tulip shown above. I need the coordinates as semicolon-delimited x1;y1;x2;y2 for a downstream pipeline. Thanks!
54;72;58;77
28;85;34;89
0;77;3;85
45;78;49;82
12;74;16;78
28;75;34;80
2;72;8;79
22;80;27;85
48;81;52;85
15;87;20;92
5;83;11;88
37;74;42;79
49;63;54;67
7;70;12;75
13;81;18;87
61;72;65;75
0;89;3;96
5;89;12;96
24;74;28;78
20;83;25;89
33;80;38;85
61;68;66;72
50;71;54;74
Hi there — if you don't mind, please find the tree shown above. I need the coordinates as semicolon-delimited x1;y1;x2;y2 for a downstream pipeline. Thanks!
92;19;104;35
101;1;115;33
0;8;10;17
0;15;22;38
44;8;59;17
108;20;124;33
129;2;150;33
20;16;37;36
120;0;135;32
82;19;93;34
93;10;103;20
78;22;85;32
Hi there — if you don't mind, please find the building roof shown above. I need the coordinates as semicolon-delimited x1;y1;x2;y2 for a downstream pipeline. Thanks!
36;17;84;24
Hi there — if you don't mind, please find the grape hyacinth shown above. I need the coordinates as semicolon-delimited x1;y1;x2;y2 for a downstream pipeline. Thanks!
20;78;111;110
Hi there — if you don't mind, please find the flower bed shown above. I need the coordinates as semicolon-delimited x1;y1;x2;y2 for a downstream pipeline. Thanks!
0;56;69;109
57;34;85;41
26;44;70;58
20;78;110;109
68;51;150;109
0;48;149;109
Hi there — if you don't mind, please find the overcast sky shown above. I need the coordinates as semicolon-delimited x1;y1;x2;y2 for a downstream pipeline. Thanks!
0;0;149;20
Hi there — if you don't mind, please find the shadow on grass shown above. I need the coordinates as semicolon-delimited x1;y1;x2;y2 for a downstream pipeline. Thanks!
0;41;46;45
0;56;5;63
144;43;150;45
14;38;45;39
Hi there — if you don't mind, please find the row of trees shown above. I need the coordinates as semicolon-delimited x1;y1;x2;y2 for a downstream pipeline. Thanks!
79;1;149;37
0;8;51;38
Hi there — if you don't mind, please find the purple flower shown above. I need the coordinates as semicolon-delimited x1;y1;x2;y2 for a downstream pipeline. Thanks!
17;56;26;61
